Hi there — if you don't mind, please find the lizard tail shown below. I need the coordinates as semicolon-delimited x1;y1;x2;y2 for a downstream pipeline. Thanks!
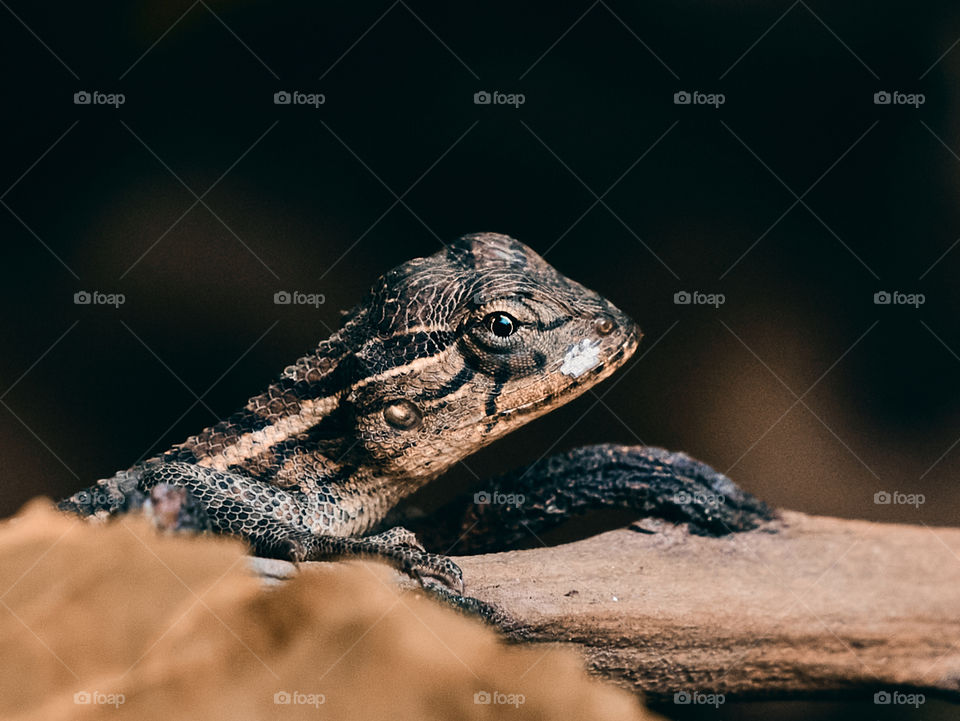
449;443;776;553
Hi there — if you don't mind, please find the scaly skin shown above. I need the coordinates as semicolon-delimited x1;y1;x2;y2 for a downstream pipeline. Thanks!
60;233;640;589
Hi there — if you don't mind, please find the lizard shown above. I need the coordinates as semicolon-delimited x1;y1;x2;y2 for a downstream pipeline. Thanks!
59;232;772;593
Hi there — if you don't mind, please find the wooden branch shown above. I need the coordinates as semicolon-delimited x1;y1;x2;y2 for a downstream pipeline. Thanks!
252;511;960;702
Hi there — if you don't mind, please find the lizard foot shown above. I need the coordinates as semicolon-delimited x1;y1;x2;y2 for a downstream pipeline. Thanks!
285;532;464;593
411;554;464;595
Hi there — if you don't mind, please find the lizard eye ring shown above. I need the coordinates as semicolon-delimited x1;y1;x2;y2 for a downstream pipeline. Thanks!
483;312;518;338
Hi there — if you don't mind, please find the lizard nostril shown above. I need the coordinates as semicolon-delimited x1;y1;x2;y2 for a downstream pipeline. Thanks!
384;399;423;430
593;315;616;336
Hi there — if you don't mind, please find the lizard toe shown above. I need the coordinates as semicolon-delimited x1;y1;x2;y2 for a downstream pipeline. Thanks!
410;554;463;593
365;526;426;551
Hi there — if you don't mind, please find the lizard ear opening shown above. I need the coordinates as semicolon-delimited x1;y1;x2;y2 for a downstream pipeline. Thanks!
383;400;422;430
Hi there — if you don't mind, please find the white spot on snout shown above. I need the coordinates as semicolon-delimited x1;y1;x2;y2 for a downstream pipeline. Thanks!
560;339;602;378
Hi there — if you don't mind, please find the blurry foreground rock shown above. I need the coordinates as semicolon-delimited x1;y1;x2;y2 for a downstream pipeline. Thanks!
0;500;651;721
6;497;960;717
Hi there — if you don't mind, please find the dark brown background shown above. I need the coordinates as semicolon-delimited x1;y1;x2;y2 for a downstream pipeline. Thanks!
1;2;958;718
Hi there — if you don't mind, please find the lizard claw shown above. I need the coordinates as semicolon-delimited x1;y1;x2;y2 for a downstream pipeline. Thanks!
278;531;462;592
411;554;463;594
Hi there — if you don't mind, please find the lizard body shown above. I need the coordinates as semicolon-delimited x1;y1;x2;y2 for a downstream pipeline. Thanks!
60;233;641;587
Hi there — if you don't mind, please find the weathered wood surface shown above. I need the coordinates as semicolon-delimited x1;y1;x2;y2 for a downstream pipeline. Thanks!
252;511;960;702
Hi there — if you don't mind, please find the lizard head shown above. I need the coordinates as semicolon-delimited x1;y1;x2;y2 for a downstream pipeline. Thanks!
343;233;641;481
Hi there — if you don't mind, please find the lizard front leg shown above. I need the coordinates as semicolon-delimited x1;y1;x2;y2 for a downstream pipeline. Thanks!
139;462;462;590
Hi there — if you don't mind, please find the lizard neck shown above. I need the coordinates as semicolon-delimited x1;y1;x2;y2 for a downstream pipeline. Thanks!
332;466;444;535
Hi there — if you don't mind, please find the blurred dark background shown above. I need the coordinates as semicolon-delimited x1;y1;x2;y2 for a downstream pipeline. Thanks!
1;1;959;718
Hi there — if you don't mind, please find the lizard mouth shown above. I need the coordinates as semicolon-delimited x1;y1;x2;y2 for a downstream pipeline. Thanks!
491;324;641;422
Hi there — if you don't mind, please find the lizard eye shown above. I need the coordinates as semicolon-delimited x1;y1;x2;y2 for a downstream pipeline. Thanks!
483;312;518;338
